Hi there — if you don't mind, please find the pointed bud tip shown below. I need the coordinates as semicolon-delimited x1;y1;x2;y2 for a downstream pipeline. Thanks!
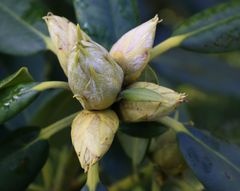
110;14;160;84
152;14;163;24
179;93;187;103
42;12;56;21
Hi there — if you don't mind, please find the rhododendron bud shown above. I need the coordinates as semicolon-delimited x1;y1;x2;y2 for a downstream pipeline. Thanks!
71;110;119;172
110;15;160;84
117;82;186;122
67;35;124;110
43;13;90;75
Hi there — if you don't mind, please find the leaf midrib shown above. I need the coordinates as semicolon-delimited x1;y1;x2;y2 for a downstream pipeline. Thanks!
0;2;47;42
186;131;240;174
174;12;240;40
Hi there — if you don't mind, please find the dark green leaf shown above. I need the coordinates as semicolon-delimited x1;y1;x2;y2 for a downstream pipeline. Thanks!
74;0;139;48
0;83;39;124
0;67;33;90
118;132;149;166
152;49;240;96
120;121;167;138
0;0;48;55
0;140;49;191
0;127;40;158
177;128;240;191
29;90;81;127
173;2;240;52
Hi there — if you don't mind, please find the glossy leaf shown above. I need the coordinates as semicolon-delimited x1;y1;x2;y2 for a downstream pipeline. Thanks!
0;126;41;158
0;140;49;191
0;67;33;90
0;0;48;55
74;0;139;48
0;83;39;124
152;49;240;96
173;1;240;52
29;90;81;127
120;121;167;138
177;128;240;191
118;132;149;166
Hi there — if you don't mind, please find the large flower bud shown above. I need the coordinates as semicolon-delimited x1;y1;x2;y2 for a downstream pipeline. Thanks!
43;13;90;75
71;110;119;172
110;15;160;84
68;38;124;110
117;82;186;122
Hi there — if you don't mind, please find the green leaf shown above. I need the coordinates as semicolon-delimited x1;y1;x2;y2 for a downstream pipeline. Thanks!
74;0;139;48
118;132;149;166
0;83;39;124
0;140;49;191
177;128;240;191
0;0;49;55
152;49;240;96
120;122;167;138
0;127;48;191
0;67;33;90
0;127;41;158
173;2;240;53
29;90;81;127
0;68;71;124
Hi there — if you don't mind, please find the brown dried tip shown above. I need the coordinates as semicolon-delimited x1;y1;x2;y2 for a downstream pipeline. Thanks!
152;14;163;23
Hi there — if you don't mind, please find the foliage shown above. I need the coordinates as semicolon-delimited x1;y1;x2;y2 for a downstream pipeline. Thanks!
0;0;240;191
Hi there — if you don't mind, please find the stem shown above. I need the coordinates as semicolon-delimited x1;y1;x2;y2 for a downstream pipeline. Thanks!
38;112;78;140
86;163;100;191
157;116;190;134
70;174;87;190
54;147;69;191
149;35;187;60
32;81;70;92
42;160;53;190
27;184;45;191
151;179;160;191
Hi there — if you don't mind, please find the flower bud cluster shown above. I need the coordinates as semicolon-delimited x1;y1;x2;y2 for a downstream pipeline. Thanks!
44;13;186;172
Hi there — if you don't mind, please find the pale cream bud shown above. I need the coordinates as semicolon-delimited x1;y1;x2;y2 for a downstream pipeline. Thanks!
110;15;160;84
71;110;119;172
68;38;124;110
43;13;90;75
117;82;186;122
